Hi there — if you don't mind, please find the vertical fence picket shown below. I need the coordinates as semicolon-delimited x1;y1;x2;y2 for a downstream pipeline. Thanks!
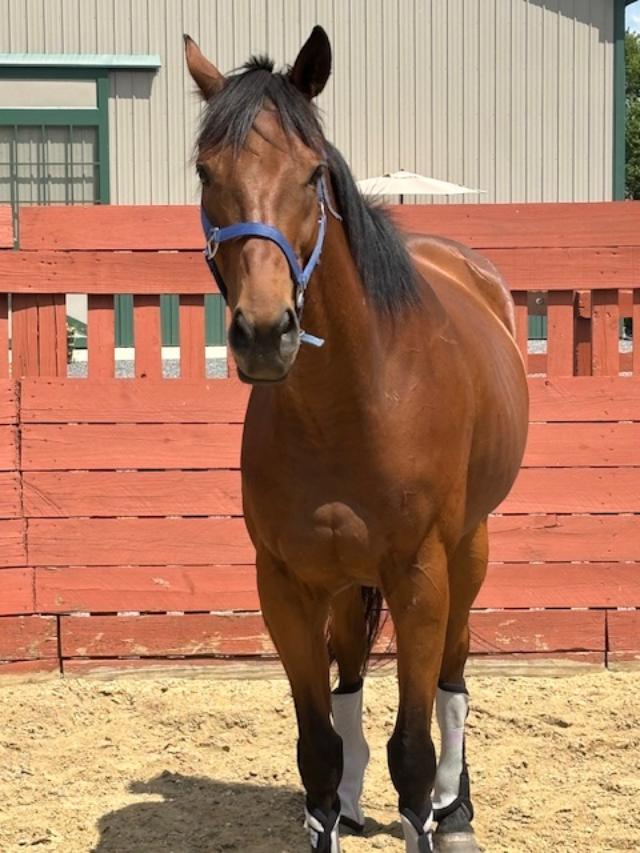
546;291;574;376
179;295;205;379
0;295;8;377
11;294;40;377
634;290;640;377
592;289;620;376
512;292;528;369
133;295;162;379
574;291;592;376
36;295;67;377
88;295;115;379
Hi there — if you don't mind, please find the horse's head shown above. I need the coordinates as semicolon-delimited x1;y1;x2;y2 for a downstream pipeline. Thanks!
185;27;332;383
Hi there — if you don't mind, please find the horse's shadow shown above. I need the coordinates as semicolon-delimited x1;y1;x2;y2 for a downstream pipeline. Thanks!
92;771;402;852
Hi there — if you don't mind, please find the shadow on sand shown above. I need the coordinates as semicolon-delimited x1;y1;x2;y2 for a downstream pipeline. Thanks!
92;771;402;853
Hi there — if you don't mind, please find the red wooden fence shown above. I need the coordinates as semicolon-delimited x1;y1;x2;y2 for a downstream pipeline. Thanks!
0;201;639;678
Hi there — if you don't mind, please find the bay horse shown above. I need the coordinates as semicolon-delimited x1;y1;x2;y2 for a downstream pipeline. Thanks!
185;26;528;853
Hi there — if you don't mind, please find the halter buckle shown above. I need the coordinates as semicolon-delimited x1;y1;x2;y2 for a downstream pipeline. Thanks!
205;228;220;261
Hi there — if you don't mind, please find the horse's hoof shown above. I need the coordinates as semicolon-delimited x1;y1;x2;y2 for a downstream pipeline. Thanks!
434;831;481;852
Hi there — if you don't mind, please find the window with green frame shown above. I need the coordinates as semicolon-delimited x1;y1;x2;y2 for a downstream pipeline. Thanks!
0;62;225;349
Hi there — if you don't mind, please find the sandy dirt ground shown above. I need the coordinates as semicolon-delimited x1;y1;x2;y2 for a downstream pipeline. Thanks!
0;668;638;853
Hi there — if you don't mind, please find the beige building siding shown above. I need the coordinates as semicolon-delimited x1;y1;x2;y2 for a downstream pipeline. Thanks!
0;0;615;204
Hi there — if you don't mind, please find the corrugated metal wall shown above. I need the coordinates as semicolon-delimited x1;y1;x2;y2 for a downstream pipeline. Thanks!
0;0;615;203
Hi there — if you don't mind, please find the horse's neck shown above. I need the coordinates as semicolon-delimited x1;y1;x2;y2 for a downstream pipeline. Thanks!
276;220;378;432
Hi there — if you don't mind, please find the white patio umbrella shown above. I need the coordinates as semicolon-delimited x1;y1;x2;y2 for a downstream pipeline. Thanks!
356;170;484;203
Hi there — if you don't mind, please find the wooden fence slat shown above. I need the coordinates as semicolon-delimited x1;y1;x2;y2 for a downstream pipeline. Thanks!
134;295;162;379
20;379;250;423
21;423;242;470
179;294;206;379
528;377;640;422
634;290;640;377
499;468;640;513
607;611;640;654
573;290;592;376
0;569;35;616
0;615;58;660
0;381;16;424
11;294;40;377
0;295;8;378
523;422;640;466
0;519;27;567
27;517;254;567
0;472;22;518
87;294;115;379
591;289;620;376
35;562;640;615
488;514;640;563
0;425;17;471
546;291;574;376
23;470;242;517
36;295;67;377
512;292;528;366
0;205;12;248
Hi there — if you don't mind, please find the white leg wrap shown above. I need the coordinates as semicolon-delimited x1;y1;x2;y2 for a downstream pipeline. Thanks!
304;807;341;852
433;687;469;812
331;686;369;829
400;810;434;852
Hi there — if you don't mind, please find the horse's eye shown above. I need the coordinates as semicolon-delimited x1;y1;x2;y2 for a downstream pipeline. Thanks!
196;165;210;186
307;165;323;186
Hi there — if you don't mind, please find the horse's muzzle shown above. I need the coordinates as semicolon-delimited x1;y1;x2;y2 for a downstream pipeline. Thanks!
229;307;300;383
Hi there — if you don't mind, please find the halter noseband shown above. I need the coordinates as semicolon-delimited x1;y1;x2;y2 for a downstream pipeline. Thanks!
200;176;330;347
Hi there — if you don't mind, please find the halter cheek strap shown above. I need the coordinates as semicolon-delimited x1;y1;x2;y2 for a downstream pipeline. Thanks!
200;176;330;347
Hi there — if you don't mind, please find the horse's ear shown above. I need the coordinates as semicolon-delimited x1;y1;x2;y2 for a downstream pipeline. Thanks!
184;34;224;100
289;25;332;99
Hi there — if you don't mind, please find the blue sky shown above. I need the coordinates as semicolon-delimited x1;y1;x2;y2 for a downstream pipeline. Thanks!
629;1;640;32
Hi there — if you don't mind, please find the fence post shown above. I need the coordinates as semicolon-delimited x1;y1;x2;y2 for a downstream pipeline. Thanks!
574;291;592;377
12;294;67;378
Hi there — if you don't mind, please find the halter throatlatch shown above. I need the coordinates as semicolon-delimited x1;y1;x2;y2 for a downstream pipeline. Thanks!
200;175;331;347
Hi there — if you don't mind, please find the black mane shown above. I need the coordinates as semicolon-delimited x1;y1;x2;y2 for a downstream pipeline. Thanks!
196;57;420;315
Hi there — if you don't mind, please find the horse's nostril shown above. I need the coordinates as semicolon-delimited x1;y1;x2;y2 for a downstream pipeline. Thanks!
230;310;255;352
277;309;297;337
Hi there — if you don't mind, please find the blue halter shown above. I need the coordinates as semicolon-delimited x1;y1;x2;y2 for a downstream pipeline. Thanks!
200;177;329;347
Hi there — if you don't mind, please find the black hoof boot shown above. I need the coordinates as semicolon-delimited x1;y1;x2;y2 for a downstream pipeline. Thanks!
434;803;480;852
400;808;434;852
304;801;341;852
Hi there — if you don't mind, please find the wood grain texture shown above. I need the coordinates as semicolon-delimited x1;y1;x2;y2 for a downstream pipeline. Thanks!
0;569;34;616
0;615;58;660
634;290;640;377
0;520;27;567
574;290;593;377
489;514;640;563
607;610;640;653
528;378;640;421
546;291;574;376
0;659;60;679
27;517;254;567
87;295;115;379
499;468;640;513
36;295;67;377
20;379;250;423
134;295;162;380
523;423;640;466
0;473;22;518
179;295;206;379
591;289;620;376
23;470;242;517
0;205;12;248
0;426;17;471
35;564;258;613
391;202;640;249
11;294;40;377
21;424;242;470
0;381;17;423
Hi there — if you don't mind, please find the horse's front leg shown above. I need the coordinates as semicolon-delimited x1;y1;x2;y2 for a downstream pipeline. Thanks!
382;530;449;853
257;549;342;852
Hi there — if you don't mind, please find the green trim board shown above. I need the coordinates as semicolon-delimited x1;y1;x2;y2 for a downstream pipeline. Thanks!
0;54;161;69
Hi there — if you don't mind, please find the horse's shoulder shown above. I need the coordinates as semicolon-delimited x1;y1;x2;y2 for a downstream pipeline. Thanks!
403;232;517;338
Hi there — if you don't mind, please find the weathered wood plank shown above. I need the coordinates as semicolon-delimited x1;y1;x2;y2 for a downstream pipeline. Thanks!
134;295;162;380
21;424;242;470
0;659;60;680
488;514;640;563
36;295;67;377
0;472;22;518
11;294;40;377
0;520;26;567
36;564;258;613
0;569;35;615
20;379;249;423
0;381;17;424
528;378;640;421
58;608;605;658
179;295;206;379
607;611;640;654
0;426;17;471
546;291;574;376
392;201;640;249
35;562;640;615
499;468;640;513
0;205;12;248
523;423;640;466
591;289;620;376
87;295;115;379
23;470;242;517
0;615;58;660
27;517;253;566
634;290;640;377
573;290;592;377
